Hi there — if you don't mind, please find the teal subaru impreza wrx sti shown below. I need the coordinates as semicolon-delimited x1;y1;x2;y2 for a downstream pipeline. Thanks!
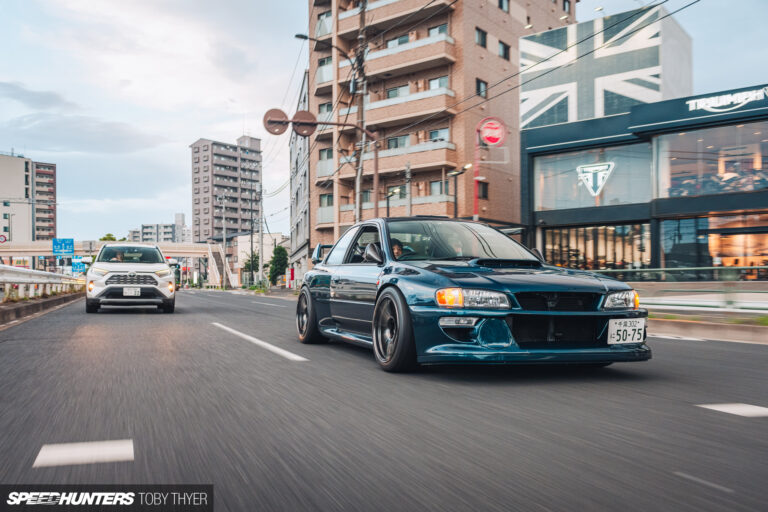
297;217;650;372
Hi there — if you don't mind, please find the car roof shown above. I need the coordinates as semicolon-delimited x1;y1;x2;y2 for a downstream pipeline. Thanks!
101;243;159;248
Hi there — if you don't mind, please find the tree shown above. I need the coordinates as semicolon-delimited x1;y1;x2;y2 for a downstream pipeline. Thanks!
118;237;127;241
242;252;260;273
99;233;117;241
269;246;288;285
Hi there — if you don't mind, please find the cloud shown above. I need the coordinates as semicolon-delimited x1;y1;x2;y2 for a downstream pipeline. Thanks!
0;81;78;110
0;113;168;153
58;184;189;215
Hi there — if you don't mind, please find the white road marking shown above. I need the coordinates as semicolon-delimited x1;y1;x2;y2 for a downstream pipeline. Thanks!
252;301;287;308
212;322;308;362
673;472;735;494
33;439;134;468
696;403;768;417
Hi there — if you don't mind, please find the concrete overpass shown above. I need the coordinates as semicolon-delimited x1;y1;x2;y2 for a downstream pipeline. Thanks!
0;241;216;258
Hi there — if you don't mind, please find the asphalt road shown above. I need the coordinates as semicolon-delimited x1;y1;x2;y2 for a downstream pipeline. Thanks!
0;290;766;511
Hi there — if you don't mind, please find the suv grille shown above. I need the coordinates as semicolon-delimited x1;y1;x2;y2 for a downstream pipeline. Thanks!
106;274;157;286
515;292;600;311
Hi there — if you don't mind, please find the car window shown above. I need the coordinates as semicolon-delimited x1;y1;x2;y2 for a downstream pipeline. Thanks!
344;225;381;264
324;227;358;265
96;246;165;263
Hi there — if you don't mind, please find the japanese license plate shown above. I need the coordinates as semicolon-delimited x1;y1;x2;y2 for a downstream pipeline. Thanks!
123;287;141;297
607;318;646;344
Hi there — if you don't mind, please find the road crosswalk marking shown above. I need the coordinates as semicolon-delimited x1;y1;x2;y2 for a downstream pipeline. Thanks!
33;439;134;468
696;403;768;417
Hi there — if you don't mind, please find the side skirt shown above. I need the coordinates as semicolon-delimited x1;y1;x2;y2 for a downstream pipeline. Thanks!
319;325;373;348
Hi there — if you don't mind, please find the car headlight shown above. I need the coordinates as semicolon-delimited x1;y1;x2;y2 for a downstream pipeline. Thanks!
603;290;640;310
89;266;108;277
155;268;172;277
435;288;511;309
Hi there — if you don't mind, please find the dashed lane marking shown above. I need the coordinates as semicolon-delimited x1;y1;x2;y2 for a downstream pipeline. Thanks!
33;439;134;468
696;403;768;417
212;322;308;362
673;472;735;494
252;301;287;308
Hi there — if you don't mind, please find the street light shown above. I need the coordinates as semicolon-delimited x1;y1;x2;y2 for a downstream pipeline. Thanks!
447;164;472;219
386;187;401;217
294;34;357;70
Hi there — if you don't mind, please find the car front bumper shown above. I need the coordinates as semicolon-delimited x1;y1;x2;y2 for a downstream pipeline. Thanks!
86;273;175;306
410;306;651;365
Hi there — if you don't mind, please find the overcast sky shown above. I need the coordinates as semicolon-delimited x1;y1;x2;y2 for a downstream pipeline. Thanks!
0;0;765;240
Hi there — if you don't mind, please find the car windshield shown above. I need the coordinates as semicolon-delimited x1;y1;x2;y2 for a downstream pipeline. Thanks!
96;246;165;264
387;220;538;261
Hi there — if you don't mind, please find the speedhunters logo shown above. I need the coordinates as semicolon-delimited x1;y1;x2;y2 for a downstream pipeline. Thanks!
0;486;212;511
7;492;134;506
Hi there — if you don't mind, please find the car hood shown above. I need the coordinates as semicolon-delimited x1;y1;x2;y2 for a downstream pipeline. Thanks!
406;260;625;293
88;262;169;273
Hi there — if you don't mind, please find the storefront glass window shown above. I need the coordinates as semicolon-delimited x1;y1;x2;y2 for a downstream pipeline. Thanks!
534;143;652;210
656;120;768;198
543;223;651;272
661;213;768;280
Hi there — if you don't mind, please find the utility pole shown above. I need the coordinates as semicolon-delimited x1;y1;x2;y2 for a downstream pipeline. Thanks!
405;163;412;217
217;194;226;289
258;180;264;285
354;0;368;223
249;164;255;286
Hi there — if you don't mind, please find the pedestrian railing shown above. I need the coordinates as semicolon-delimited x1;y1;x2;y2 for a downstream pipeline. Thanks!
0;264;84;302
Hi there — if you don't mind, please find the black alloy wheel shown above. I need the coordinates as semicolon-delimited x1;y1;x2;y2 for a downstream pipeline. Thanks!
296;287;326;344
373;288;417;372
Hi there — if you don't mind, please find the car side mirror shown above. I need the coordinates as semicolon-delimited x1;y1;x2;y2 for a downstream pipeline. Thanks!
82;256;93;264
363;243;384;265
311;244;331;264
531;248;545;263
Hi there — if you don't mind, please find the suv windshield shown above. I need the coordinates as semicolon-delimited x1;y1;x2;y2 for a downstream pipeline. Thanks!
387;220;538;261
96;246;165;264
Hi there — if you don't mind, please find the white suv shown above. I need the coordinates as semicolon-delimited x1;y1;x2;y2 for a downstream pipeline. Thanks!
85;243;176;313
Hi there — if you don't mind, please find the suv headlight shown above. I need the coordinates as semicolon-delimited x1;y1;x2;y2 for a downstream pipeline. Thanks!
435;288;511;309
89;266;108;277
603;290;640;310
155;268;172;277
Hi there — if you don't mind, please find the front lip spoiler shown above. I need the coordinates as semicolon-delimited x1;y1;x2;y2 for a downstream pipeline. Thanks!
96;298;164;305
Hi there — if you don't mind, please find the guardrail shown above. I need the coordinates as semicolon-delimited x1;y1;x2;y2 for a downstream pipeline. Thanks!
0;264;84;301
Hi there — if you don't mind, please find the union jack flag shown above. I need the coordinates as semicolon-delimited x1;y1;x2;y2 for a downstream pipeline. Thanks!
520;6;667;129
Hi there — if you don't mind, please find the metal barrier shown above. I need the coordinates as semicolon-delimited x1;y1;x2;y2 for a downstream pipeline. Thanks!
591;265;768;282
0;264;84;301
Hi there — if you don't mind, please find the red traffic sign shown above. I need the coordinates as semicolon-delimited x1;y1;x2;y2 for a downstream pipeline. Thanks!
292;110;318;137
263;109;290;135
0;234;6;243
477;117;507;146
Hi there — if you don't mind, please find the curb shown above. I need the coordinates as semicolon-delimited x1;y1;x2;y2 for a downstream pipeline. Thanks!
0;293;84;326
648;318;768;345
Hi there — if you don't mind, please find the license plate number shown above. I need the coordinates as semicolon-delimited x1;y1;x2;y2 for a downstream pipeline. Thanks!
123;287;141;297
607;318;645;344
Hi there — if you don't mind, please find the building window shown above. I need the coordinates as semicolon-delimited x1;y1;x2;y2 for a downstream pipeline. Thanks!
428;128;449;142
386;85;409;99
430;180;450;195
563;0;571;14
386;34;409;48
361;189;372;203
476;79;488;98
2;213;7;219
194;157;199;163
475;28;487;48
499;41;510;60
428;76;448;90
194;177;199;183
318;10;331;20
319;102;333;113
478;181;489;199
387;135;409;150
320;194;334;207
498;0;509;12
194;147;199;153
428;23;447;37
203;176;209;182
318;56;332;67
387;185;406;199
203;145;208;150
319;147;333;160
543;223;651;271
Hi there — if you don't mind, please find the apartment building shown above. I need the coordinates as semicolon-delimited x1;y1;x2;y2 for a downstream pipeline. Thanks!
0;153;57;245
289;71;312;282
127;213;192;243
307;0;572;244
190;136;262;243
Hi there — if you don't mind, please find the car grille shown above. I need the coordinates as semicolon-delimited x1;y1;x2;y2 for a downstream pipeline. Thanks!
514;292;600;311
105;273;157;286
506;315;603;348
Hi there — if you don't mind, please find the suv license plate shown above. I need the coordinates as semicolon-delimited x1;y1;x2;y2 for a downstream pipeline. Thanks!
607;318;645;344
123;287;141;297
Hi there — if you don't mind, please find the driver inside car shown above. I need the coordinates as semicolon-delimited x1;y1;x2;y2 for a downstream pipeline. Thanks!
391;238;403;260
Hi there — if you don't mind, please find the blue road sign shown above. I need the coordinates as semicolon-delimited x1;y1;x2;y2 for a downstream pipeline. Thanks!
52;238;74;256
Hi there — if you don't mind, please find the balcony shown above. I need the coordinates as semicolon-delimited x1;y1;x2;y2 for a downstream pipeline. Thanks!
314;64;333;95
317;206;334;224
339;140;457;177
337;0;456;39
315;110;334;140
339;87;455;129
339;34;455;81
315;16;333;39
316;158;335;178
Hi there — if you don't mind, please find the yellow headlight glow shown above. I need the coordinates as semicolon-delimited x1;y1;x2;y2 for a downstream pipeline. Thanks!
436;288;463;307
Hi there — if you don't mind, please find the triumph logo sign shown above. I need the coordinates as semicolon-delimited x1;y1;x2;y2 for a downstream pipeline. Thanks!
686;87;768;113
577;162;615;197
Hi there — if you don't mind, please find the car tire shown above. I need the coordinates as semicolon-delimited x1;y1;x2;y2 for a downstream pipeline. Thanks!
161;300;175;313
372;287;417;372
296;287;326;344
85;301;99;314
